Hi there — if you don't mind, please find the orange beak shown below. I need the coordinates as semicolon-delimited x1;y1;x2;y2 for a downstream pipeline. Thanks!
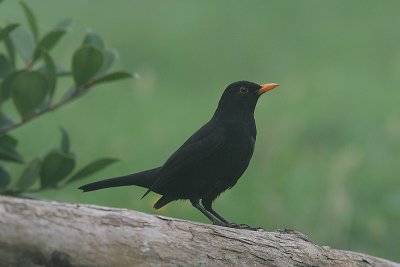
257;83;279;95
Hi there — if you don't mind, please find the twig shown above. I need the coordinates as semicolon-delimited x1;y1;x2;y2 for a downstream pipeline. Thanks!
0;85;85;136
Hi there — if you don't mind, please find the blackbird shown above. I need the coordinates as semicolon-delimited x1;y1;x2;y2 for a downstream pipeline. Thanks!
79;81;279;228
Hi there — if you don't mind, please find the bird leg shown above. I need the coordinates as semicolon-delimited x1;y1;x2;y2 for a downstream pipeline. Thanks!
190;199;224;226
201;198;231;224
201;198;263;231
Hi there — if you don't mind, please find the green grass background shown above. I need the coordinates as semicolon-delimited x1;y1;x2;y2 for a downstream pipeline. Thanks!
1;0;399;262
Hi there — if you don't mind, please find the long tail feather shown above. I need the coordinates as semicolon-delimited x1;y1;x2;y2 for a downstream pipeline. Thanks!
79;167;160;192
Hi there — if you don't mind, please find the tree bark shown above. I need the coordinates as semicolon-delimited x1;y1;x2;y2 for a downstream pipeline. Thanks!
0;195;398;267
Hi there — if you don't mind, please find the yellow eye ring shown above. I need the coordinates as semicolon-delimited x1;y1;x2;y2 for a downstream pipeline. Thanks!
239;86;248;94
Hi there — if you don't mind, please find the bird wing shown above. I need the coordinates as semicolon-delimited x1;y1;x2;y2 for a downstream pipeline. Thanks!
141;121;226;198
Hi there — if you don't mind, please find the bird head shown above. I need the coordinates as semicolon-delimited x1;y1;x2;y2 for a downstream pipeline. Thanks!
214;81;279;118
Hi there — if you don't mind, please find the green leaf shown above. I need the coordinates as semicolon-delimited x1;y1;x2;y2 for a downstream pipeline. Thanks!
59;127;70;153
0;54;12;79
0;134;24;163
16;158;41;191
33;30;67;62
39;30;66;50
40;50;56;97
10;27;35;62
4;35;16;69
32;18;71;62
40;149;75;188
67;158;118;184
1;134;18;147
0;24;19;69
10;71;49;118
0;72;16;103
72;45;103;86
92;71;132;86
0;113;14;130
55;18;73;30
97;49;118;75
0;165;11;189
0;24;20;41
20;1;39;42
82;31;104;50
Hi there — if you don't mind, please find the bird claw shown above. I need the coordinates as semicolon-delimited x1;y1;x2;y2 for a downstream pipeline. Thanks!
227;223;263;231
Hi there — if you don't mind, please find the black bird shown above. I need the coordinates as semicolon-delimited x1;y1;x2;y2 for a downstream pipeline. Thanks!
79;81;279;228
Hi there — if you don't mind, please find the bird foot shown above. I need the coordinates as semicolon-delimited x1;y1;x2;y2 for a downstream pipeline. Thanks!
229;223;263;231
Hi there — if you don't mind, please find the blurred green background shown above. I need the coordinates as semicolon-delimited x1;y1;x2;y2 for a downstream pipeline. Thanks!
1;0;399;262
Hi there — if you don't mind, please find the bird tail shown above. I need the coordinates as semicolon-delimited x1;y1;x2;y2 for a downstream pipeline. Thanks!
78;167;160;192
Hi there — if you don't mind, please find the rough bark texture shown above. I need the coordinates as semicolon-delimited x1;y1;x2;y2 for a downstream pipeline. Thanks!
0;195;398;267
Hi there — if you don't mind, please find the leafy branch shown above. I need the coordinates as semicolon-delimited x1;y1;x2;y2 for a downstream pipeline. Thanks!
0;67;130;136
0;2;132;194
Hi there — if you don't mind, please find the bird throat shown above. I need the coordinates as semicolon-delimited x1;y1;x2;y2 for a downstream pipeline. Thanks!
213;99;257;121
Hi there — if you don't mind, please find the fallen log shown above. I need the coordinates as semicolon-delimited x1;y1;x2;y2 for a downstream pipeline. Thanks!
0;195;398;267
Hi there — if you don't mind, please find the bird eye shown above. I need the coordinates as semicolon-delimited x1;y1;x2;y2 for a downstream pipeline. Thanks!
239;86;248;94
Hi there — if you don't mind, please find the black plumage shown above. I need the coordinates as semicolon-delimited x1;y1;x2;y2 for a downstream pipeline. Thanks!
79;80;279;227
